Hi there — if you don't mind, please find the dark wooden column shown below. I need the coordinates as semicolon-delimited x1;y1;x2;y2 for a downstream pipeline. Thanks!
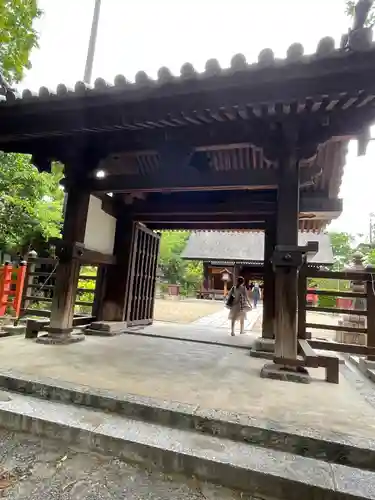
274;150;300;360
203;262;209;289
297;264;308;339
96;216;134;322
40;187;91;344
262;219;276;339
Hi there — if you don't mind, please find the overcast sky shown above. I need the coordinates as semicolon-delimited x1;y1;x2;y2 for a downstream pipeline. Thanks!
20;0;375;239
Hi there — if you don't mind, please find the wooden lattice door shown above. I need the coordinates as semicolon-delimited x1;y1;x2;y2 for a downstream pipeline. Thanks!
126;223;161;327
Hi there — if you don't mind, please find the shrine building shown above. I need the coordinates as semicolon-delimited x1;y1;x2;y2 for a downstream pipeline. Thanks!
182;231;334;298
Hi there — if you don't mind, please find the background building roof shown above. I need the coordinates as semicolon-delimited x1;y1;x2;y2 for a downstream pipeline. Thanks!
182;231;333;264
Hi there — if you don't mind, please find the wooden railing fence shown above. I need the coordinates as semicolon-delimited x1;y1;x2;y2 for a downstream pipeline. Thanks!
292;267;375;383
21;257;98;320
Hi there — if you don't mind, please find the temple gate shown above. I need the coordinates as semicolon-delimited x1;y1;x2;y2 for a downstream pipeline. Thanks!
1;0;375;382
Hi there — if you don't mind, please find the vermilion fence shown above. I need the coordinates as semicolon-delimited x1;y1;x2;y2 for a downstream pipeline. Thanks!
0;262;27;318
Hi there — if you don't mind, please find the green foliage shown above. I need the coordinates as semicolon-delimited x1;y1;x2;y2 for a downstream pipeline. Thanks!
0;0;41;83
308;277;350;291
0;2;59;256
76;266;97;313
328;231;354;270
318;294;337;309
346;1;375;27
158;231;202;295
0;155;64;252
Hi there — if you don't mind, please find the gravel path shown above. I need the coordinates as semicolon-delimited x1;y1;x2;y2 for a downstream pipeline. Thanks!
0;430;260;499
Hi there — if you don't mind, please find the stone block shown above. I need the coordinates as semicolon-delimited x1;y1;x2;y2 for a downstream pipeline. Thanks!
250;337;275;360
254;337;275;353
2;324;26;336
89;321;128;334
36;331;85;345
260;363;311;384
26;318;49;339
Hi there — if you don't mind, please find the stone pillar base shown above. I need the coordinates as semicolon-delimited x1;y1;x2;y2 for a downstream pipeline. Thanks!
250;337;275;360
260;363;311;384
36;328;85;345
85;321;128;336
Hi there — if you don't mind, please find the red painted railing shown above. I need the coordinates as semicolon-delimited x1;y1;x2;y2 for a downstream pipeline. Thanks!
0;263;27;318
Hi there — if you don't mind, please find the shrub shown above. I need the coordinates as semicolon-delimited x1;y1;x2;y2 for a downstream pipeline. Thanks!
318;294;337;309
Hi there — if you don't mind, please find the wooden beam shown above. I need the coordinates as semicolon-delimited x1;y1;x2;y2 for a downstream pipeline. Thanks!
308;339;375;356
134;213;267;223
146;222;265;231
131;201;276;216
77;248;116;265
306;322;367;334
96;184;341;220
298;339;319;368
262;219;276;340
89;168;278;194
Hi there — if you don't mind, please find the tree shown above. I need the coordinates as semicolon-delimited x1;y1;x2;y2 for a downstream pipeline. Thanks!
0;0;41;84
346;1;375;28
0;154;64;252
158;231;202;294
328;231;354;270
0;2;63;255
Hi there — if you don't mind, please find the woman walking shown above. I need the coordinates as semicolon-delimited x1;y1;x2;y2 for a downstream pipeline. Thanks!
226;276;252;336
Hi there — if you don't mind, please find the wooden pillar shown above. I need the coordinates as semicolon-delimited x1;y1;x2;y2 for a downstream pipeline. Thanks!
262;220;276;339
97;216;134;322
367;275;375;361
203;262;209;289
274;150;300;360
41;187;90;343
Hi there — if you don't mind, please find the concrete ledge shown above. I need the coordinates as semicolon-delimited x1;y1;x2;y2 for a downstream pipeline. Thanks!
0;391;373;500
0;370;375;473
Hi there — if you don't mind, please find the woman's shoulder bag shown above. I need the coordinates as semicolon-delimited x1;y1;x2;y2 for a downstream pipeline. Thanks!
226;287;235;307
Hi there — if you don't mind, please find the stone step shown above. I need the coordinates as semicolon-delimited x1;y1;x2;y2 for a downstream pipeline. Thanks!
0;389;372;500
0;370;374;473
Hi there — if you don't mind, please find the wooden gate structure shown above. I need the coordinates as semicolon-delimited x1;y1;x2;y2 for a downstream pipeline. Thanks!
1;2;375;380
126;223;160;326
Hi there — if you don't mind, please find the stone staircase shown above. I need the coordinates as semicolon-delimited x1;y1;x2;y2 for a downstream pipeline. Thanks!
0;372;373;500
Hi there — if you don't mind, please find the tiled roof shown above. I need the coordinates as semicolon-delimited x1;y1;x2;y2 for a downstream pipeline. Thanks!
181;231;334;264
0;36;373;105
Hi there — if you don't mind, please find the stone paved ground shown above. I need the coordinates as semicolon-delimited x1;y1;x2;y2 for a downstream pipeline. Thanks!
192;304;263;332
0;430;258;499
153;298;223;323
2;334;375;439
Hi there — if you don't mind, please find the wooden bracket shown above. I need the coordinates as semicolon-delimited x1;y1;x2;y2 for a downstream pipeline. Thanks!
49;239;116;265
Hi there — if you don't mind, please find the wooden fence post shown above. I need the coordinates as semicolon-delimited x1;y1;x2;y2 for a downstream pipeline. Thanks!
367;272;375;361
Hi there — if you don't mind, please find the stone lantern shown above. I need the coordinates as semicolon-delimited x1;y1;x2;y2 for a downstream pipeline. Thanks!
337;252;367;345
155;266;163;298
220;268;232;297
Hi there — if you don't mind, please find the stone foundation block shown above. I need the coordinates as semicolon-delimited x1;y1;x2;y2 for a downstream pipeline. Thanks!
36;331;85;345
88;321;128;336
260;363;311;384
250;337;275;360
